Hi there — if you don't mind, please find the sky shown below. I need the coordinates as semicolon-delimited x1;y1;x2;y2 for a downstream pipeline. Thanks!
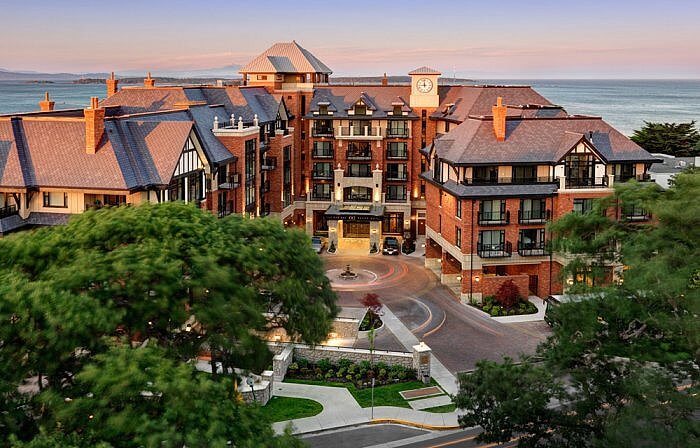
2;0;699;79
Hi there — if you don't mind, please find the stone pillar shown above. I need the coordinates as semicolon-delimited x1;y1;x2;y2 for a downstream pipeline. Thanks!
328;219;339;250
372;165;383;204
412;342;432;384
334;164;344;204
370;220;381;249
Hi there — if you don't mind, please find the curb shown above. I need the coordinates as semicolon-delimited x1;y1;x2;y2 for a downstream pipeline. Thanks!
369;418;460;431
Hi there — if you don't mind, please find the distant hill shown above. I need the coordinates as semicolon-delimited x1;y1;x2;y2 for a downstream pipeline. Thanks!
0;69;109;81
0;64;243;81
330;75;474;85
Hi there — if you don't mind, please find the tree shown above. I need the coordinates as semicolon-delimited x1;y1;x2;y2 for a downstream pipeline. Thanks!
454;171;700;447
0;202;337;445
494;280;522;309
630;121;700;157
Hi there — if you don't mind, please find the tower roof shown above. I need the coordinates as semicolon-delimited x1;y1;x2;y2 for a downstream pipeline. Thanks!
239;41;332;75
409;66;441;75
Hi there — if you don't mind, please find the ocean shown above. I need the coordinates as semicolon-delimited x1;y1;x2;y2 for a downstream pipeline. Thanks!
1;79;699;136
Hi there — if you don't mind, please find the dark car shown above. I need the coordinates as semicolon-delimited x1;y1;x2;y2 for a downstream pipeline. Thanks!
544;293;600;326
382;237;400;255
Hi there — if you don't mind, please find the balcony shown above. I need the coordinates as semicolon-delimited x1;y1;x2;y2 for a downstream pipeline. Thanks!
312;126;334;137
565;177;609;189
345;169;373;178
615;173;652;183
218;173;240;190
386;127;410;138
478;210;510;226
0;204;18;219
311;192;332;201
261;158;277;170
385;194;407;203
477;242;512;258
386;172;408;181
386;149;408;159
517;240;547;256
622;208;651;222
336;126;382;139
346;149;372;161
518;209;550;224
260;180;270;195
462;176;556;185
312;170;334;180
312;149;334;159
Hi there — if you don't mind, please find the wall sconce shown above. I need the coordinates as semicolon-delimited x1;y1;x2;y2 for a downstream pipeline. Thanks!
474;275;480;283
566;278;574;286
456;275;462;281
329;227;336;232
371;228;378;234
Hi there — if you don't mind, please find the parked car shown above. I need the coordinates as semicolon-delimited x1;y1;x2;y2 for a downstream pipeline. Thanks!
382;236;400;255
310;236;325;253
544;293;600;326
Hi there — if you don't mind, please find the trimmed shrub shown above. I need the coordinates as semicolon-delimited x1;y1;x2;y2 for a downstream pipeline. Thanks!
346;374;354;381
317;358;332;373
495;280;522;309
287;362;299;373
338;358;353;370
337;367;346;378
297;358;309;369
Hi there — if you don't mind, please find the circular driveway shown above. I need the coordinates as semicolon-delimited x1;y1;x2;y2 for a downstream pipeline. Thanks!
323;254;550;373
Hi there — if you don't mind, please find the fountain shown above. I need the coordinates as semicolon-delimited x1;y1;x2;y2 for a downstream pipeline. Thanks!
338;264;358;280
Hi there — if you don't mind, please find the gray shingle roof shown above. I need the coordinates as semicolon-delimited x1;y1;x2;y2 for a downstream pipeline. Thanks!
422;176;558;199
308;86;416;119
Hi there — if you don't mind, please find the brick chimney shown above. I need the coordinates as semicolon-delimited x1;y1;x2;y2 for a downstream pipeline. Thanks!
106;72;119;97
492;96;507;142
382;73;388;86
84;97;104;154
144;72;155;88
39;92;55;112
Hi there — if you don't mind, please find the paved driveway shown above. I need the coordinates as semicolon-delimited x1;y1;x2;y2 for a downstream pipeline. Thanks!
323;254;550;373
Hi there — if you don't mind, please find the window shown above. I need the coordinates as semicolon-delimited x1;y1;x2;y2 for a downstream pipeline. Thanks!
386;163;407;180
312;141;333;157
387;142;407;158
300;95;306;115
479;199;507;224
312;162;333;179
386;185;406;201
393;105;402;116
565;154;596;187
354;104;367;115
445;121;450;132
312;183;332;201
388;120;408;137
347;163;371;177
283;145;292;207
512;165;537;183
245;139;256;211
43;192;67;208
256;75;267;80
455;226;462;248
622;203;650;221
573;198;594;214
518;228;546;256
347;141;371;159
520;198;547;223
344;186;372;202
438;215;441;233
455;198;462;219
472;166;499;184
614;163;635;182
319;105;328;115
478;230;509;257
382;212;403;233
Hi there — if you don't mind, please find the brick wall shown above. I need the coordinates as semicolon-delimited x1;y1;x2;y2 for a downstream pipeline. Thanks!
477;274;530;299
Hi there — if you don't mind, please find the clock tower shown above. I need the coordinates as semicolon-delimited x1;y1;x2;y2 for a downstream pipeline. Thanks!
409;66;441;108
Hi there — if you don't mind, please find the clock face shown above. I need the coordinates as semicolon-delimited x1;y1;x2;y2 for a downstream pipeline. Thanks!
416;78;433;93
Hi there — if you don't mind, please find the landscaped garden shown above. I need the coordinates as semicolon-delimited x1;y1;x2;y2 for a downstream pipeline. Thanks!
472;280;538;317
259;396;323;422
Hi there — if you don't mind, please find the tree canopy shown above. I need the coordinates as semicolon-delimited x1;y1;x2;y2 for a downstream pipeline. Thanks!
630;121;700;157
0;202;337;446
455;172;700;447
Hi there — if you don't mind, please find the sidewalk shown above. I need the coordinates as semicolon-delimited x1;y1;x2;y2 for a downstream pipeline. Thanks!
271;382;460;435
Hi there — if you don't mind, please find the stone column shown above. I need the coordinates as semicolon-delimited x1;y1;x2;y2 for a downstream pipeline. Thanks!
412;342;432;384
328;219;339;250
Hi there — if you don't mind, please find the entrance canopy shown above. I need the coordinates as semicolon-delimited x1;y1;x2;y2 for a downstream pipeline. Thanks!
325;204;385;221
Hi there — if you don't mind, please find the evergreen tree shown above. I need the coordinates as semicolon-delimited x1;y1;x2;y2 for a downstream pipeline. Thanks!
630;121;700;156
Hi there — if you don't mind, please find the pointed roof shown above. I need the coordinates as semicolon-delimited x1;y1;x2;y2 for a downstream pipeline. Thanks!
409;66;441;75
239;41;332;75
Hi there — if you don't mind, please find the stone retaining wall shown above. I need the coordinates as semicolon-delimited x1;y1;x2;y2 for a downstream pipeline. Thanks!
293;344;414;369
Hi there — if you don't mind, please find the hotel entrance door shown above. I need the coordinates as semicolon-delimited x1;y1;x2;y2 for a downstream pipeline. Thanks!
343;221;370;238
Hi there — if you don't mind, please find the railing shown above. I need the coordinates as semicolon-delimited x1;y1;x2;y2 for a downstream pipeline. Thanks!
386;149;408;159
344;194;372;202
0;204;18;219
218;173;240;190
385;195;407;203
386;128;409;138
345;170;373;178
565;177;609;188
517;240;547;256
477;242;512;258
337;126;382;138
311;149;334;159
312;127;334;137
622;208;651;222
615;173;652;183
346;150;372;160
311;193;332;201
261;158;277;170
260;203;271;217
260;180;270;195
478;210;510;225
518;209;550;224
311;171;334;180
462;176;556;185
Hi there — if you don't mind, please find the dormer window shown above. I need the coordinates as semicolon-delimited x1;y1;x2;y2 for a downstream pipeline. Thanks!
354;104;367;115
393;105;403;116
319;105;328;115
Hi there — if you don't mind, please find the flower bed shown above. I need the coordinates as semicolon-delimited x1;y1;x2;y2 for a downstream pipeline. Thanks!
359;310;383;331
285;357;417;388
476;295;538;317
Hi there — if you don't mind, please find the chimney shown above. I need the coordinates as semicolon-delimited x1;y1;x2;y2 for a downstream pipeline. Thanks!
381;73;388;86
144;72;155;88
39;92;55;112
106;72;119;97
84;97;104;154
492;96;507;142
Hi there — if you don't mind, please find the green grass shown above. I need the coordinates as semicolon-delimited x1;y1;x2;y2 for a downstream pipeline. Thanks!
259;396;323;422
422;403;457;413
284;378;438;408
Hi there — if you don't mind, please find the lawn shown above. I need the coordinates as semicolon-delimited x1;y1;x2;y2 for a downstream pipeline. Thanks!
423;403;457;413
259;396;323;422
284;378;437;408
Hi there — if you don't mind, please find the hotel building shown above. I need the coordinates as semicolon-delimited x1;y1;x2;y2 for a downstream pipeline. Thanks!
0;41;658;299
